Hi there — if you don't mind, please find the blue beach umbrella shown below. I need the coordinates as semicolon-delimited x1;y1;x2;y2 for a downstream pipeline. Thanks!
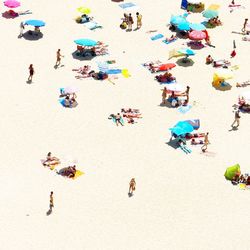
177;21;191;31
202;9;218;19
170;15;186;25
178;48;195;56
190;23;206;31
24;20;46;27
74;39;97;47
169;121;194;136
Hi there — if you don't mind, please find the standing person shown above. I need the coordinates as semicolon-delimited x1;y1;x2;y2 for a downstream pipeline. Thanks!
127;13;133;31
19;22;25;38
136;12;142;29
231;109;241;128
201;132;210;152
28;64;34;82
49;191;54;212
55;49;64;67
161;87;167;104
242;18;248;33
128;178;136;196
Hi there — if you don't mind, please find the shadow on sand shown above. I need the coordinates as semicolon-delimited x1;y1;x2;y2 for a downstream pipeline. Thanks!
22;31;43;41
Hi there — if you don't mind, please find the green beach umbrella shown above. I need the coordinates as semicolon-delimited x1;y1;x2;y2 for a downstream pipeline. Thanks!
224;164;241;180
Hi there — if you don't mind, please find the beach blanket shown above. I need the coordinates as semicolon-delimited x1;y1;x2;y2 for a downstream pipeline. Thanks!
84;21;102;30
72;170;84;179
151;34;164;40
178;105;192;114
162;38;178;45
119;2;136;9
106;69;122;74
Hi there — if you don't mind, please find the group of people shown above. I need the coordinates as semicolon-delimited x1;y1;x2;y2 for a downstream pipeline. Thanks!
59;89;78;108
155;71;176;83
120;12;142;31
231;171;250;186
59;165;77;178
208;16;222;27
121;108;142;124
161;86;190;107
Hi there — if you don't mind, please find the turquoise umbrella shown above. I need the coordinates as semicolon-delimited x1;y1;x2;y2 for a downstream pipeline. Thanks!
170;15;186;25
74;39;97;47
202;9;218;19
190;23;206;31
178;48;195;56
24;20;46;27
177;22;191;31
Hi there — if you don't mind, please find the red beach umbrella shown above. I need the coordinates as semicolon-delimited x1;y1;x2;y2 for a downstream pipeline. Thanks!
188;30;206;41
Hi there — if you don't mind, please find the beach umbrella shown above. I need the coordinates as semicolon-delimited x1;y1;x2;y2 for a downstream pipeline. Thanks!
77;7;91;14
24;20;46;27
190;23;206;31
178;48;195;56
166;83;185;92
169;121;194;136
188;30;206;40
224;164;240;180
214;69;233;80
202;9;218;19
170;15;186;25
168;49;185;60
177;21;191;31
4;0;20;8
74;39;97;47
158;63;176;71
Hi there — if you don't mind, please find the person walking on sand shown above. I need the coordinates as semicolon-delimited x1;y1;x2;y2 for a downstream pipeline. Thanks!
161;87;167;104
19;21;25;38
231;109;241;128
136;12;142;29
28;64;34;82
242;18;248;33
49;191;54;212
55;49;64;67
128;178;136;196
201;132;210;152
127;13;133;31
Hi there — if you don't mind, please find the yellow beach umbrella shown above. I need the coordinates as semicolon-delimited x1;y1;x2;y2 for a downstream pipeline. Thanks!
77;6;91;14
207;4;220;10
168;49;184;60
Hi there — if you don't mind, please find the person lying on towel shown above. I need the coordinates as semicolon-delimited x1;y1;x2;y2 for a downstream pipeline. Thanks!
43;152;60;167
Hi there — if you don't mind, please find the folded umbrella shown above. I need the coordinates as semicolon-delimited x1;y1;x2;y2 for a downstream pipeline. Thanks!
25;20;46;27
74;39;97;47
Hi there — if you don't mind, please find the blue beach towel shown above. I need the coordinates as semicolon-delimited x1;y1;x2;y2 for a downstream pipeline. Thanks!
178;105;192;114
119;2;136;9
106;69;122;74
59;98;65;107
162;38;177;44
151;34;164;40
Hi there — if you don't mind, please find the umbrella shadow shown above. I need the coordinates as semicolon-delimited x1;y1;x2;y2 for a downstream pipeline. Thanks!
187;42;205;50
165;138;179;149
213;84;232;91
176;58;194;67
22;31;43;41
71;51;96;61
158;102;174;108
1;11;18;19
46;208;52;216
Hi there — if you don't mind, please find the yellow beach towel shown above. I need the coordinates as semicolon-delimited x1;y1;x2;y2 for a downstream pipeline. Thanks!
73;170;84;180
239;183;246;190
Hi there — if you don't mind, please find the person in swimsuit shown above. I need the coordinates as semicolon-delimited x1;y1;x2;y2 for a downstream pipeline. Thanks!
49;191;54;211
161;87;167;104
43;152;60;166
55;49;64;67
127;13;133;31
129;178;136;196
201;132;210;152
136;12;142;29
28;64;34;82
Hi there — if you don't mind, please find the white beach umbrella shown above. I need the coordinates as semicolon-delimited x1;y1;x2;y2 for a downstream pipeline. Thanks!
166;83;185;92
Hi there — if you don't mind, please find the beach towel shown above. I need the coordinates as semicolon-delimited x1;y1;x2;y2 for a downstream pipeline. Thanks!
59;98;65;107
119;2;136;9
151;34;164;41
178;105;192;114
106;69;122;74
122;69;131;78
239;183;246;190
84;21;102;30
72;170;84;179
162;38;178;45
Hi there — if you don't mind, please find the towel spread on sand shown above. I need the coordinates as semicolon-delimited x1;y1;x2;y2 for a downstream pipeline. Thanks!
178;105;192;114
162;38;177;44
119;2;136;9
151;34;164;40
84;21;102;30
72;170;84;179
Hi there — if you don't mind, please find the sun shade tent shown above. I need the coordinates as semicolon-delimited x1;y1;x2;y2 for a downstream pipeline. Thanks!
24;20;46;27
170;121;194;136
74;39;97;46
224;164;241;180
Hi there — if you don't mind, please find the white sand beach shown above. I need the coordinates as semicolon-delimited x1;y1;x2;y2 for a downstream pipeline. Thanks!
0;0;250;249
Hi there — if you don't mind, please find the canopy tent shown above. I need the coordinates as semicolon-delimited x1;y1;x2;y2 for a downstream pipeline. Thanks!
170;121;194;136
165;83;185;92
224;164;241;180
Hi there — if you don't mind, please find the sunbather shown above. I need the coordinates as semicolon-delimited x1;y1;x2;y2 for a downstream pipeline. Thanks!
206;55;213;64
43;152;60;167
165;35;177;42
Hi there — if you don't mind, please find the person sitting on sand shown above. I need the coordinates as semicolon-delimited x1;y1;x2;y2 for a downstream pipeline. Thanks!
43;152;60;166
206;55;213;64
68;165;76;178
34;26;40;33
165;34;177;43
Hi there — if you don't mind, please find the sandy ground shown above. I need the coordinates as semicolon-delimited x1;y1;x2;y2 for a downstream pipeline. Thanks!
0;0;250;249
